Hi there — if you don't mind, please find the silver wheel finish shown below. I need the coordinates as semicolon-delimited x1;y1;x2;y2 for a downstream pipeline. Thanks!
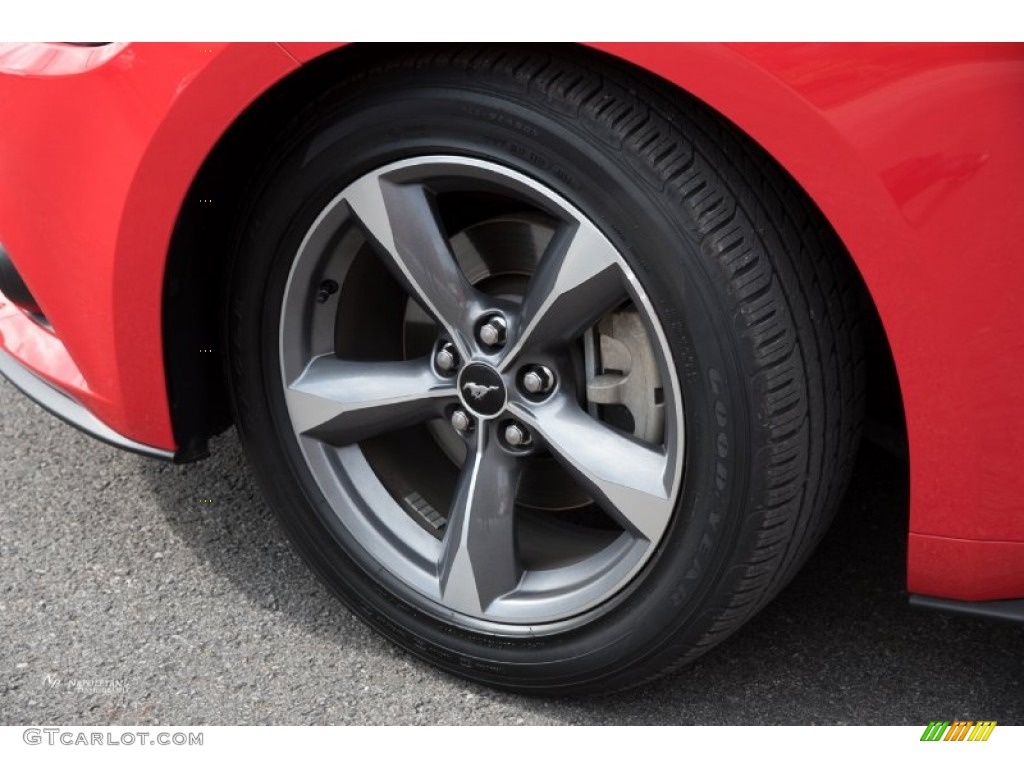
279;156;684;633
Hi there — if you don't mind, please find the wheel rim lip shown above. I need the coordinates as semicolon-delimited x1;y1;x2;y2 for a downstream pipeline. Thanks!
278;155;685;634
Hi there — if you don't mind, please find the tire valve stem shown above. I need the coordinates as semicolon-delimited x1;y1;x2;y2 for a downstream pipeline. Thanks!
316;279;339;304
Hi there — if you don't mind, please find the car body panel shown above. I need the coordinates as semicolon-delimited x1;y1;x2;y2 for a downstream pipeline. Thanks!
0;42;1021;601
0;42;298;450
908;534;1024;601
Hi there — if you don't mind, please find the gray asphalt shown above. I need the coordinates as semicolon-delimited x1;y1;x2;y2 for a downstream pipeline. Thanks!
1;376;1021;725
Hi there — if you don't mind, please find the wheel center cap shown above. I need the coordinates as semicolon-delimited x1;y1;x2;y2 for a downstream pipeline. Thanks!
457;363;507;418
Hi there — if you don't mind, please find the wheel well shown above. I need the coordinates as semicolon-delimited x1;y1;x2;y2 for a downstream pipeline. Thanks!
163;45;376;460
163;43;906;461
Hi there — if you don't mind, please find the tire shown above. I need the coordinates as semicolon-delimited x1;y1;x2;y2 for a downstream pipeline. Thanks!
226;45;864;695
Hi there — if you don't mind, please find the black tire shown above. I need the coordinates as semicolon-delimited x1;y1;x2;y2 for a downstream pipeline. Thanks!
226;45;864;695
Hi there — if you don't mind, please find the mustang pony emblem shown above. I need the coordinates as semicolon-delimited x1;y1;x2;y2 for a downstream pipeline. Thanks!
463;382;500;400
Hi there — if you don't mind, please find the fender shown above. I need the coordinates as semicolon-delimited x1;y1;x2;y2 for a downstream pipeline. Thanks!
0;42;301;450
113;43;302;448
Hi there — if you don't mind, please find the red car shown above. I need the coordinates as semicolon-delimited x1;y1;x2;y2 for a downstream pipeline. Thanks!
1;42;1021;693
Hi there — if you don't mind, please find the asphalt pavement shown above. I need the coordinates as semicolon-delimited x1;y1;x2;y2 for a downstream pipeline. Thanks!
1;376;1021;725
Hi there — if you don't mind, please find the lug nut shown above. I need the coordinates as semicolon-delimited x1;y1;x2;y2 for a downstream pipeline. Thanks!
450;409;473;433
503;422;532;447
434;342;459;373
521;365;555;395
478;315;507;348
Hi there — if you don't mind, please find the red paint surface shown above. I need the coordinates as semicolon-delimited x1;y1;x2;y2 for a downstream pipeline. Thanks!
1;43;1021;598
908;533;1024;601
0;43;299;449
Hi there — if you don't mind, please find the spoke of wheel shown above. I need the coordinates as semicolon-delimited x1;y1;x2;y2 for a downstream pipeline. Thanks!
285;355;455;445
342;173;478;359
439;427;522;614
508;398;673;542
499;220;627;371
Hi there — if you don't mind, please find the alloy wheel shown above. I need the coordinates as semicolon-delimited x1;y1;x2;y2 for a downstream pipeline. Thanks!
278;156;684;632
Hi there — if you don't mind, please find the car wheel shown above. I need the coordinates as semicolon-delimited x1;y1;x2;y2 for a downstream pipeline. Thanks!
227;46;864;694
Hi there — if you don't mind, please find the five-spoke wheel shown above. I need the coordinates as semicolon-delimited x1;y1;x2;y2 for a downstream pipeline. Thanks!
279;157;682;627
